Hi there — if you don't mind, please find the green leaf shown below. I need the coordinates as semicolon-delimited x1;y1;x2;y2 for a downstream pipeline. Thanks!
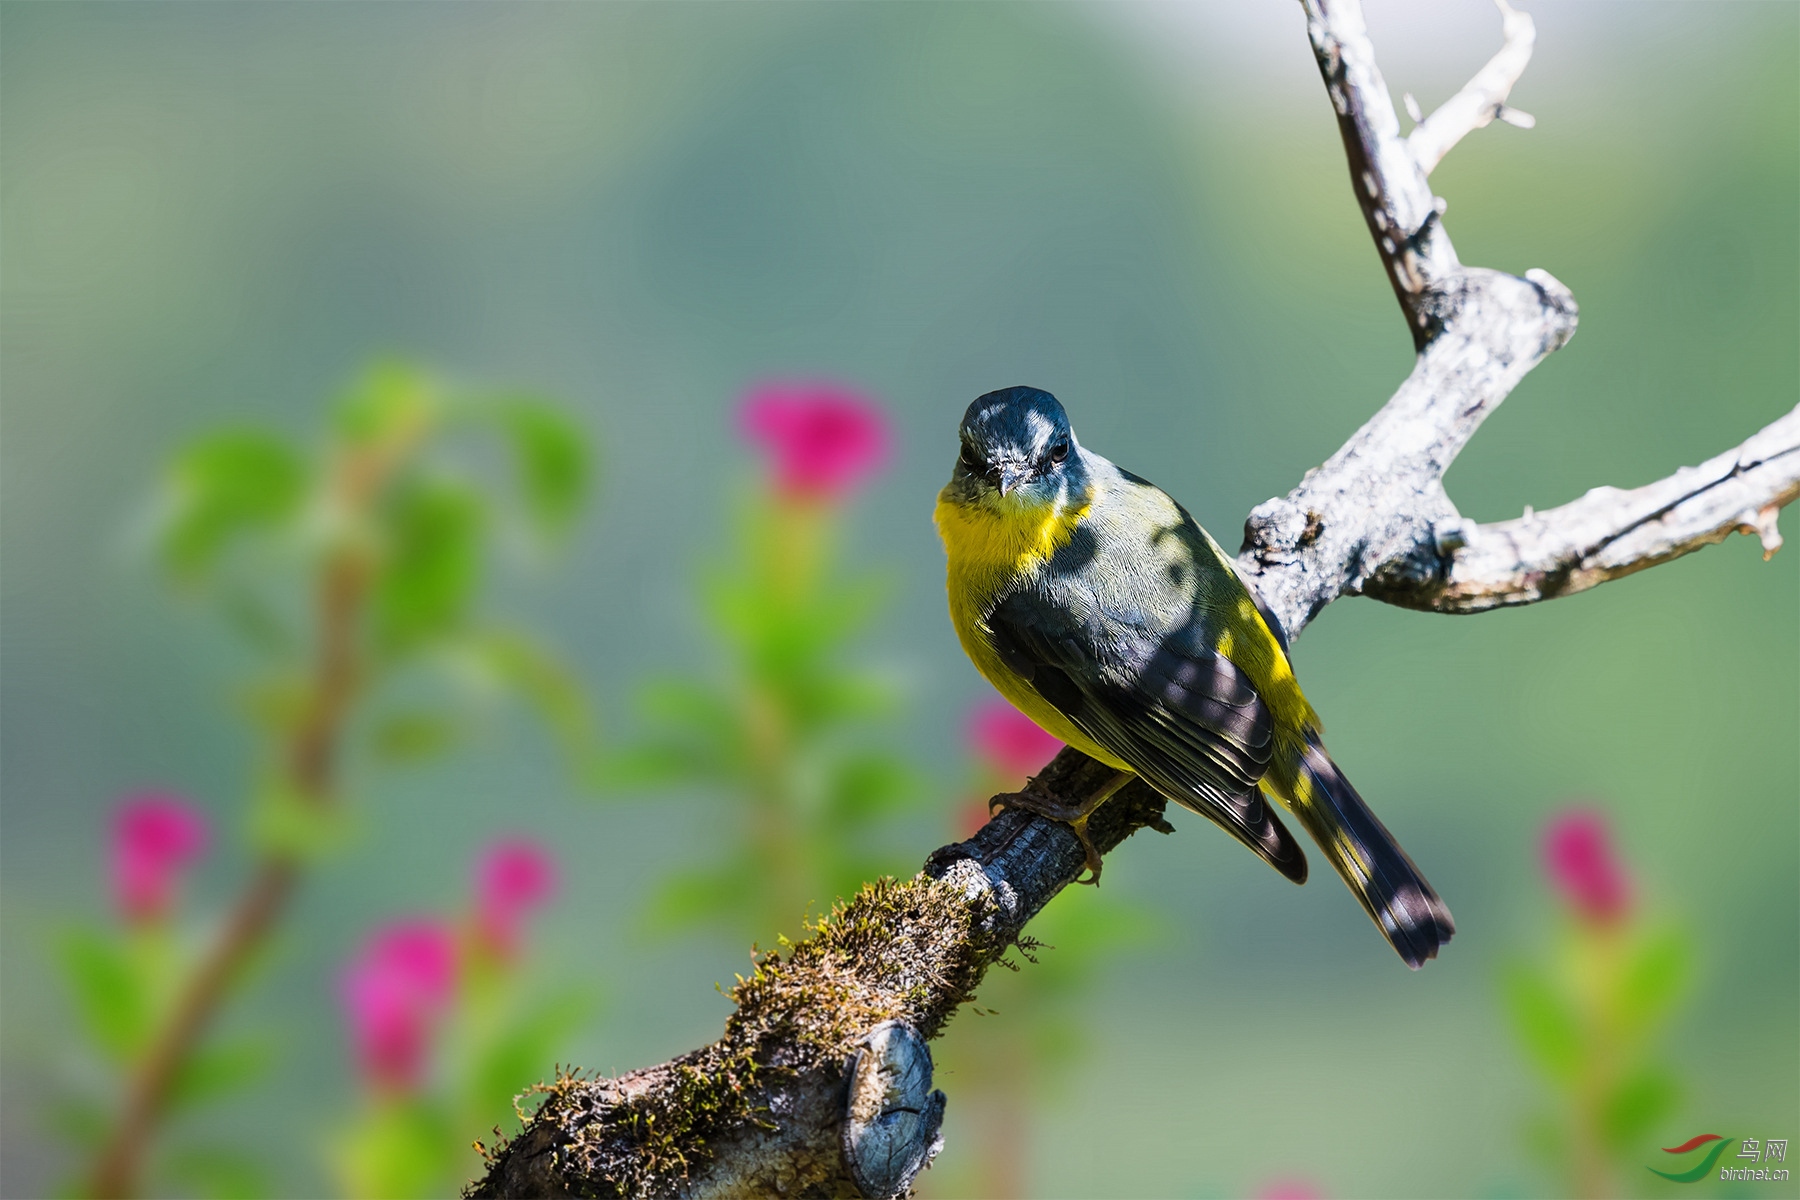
248;777;357;861
810;672;902;722
1600;1066;1679;1150
699;574;762;642
1502;961;1583;1084
699;569;887;677
158;431;306;580
169;1035;277;1111
375;479;484;650
589;741;711;790
367;711;464;763
56;928;152;1060
637;678;735;737
490;398;591;539
615;677;738;784
1616;924;1691;1037
336;360;437;448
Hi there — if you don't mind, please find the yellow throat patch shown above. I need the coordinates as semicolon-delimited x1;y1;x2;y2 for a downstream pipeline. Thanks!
933;484;1094;609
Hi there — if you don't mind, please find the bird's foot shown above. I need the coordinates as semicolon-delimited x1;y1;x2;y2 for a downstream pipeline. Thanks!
1068;814;1104;886
987;772;1131;886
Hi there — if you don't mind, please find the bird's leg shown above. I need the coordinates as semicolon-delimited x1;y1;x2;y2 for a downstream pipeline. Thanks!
988;770;1133;885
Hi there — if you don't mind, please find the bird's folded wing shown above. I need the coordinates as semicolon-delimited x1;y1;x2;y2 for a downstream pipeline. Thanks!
986;591;1308;883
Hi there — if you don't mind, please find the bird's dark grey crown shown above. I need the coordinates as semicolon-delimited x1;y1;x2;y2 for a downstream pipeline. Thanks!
960;386;1071;461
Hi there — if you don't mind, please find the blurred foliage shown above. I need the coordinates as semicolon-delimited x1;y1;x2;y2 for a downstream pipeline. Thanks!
45;362;600;1197
50;921;283;1198
605;485;926;944
155;361;600;769
1503;816;1693;1200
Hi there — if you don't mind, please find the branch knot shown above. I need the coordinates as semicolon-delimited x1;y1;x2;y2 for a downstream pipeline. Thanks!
841;1022;946;1200
1242;497;1310;565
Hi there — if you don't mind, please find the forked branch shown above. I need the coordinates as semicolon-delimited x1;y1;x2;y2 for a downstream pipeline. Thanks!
1406;0;1536;175
1239;0;1795;636
1421;407;1800;612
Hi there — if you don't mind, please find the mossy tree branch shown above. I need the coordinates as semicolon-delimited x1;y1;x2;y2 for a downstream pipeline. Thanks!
471;2;1794;1195
470;753;1168;1199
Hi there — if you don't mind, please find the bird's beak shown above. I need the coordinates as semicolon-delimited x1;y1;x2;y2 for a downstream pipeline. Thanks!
997;463;1030;496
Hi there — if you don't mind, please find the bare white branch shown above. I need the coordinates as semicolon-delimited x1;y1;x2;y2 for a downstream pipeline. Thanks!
1426;406;1800;612
1240;0;1796;644
1237;265;1579;639
1303;0;1460;343
1407;0;1537;176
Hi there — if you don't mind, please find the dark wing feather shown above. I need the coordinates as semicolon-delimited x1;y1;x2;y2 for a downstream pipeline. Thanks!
987;592;1308;883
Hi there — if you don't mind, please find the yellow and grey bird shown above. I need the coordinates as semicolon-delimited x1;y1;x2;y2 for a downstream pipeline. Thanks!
934;385;1455;968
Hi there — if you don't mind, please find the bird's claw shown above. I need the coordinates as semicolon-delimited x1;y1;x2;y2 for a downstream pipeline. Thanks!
987;790;1107;886
1069;816;1105;886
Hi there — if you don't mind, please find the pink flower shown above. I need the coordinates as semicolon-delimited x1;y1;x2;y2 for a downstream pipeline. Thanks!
110;792;210;924
340;920;458;1093
1543;808;1632;924
738;381;891;501
968;698;1063;779
473;839;558;958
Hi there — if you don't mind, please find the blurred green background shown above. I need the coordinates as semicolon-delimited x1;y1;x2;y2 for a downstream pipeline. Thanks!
3;2;1794;1197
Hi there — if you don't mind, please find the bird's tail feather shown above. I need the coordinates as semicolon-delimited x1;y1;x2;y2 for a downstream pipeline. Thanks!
1286;732;1455;969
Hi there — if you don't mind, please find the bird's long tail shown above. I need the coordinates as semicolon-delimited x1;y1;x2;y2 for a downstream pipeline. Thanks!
1280;731;1455;969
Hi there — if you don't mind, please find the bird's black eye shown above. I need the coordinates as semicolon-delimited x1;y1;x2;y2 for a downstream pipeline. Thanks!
1049;441;1069;464
960;443;983;472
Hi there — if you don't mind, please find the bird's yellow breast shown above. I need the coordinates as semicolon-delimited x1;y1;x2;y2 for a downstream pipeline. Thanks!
933;485;1132;770
932;485;1092;599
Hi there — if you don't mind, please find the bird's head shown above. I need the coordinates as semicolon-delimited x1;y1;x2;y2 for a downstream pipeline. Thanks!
949;386;1088;509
